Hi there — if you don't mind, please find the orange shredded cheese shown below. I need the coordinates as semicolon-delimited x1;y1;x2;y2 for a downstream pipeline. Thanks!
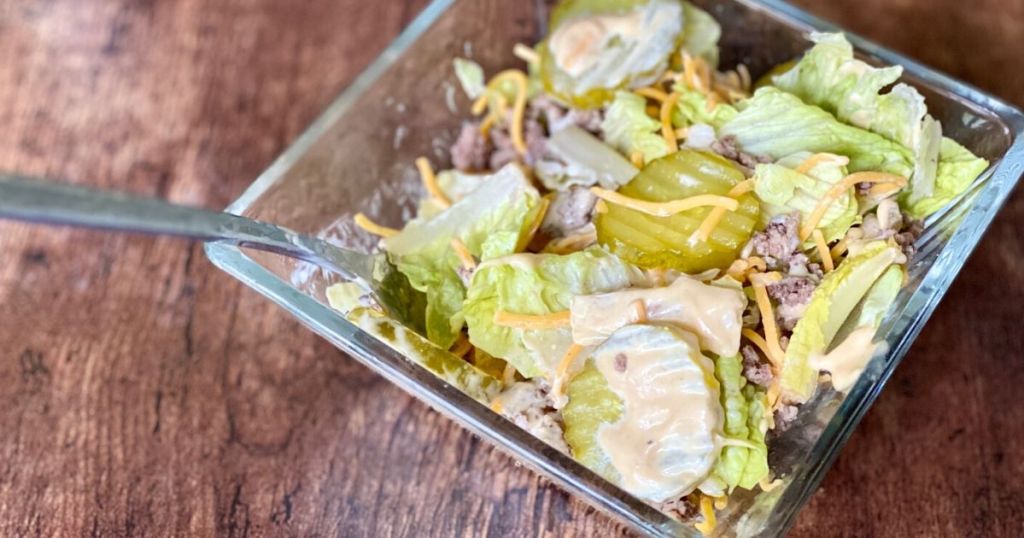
630;299;647;323
594;199;609;214
714;496;729;510
830;237;849;260
353;213;399;238
551;343;585;397
746;256;767;272
742;328;780;369
450;334;472;357
516;197;551;252
800;171;907;240
795;153;849;175
450;238;477;272
479;112;499;136
868;182;903;198
750;277;786;366
694;494;717;535
759;476;784;492
767;380;782;410
544;229;597;255
512;43;539;64
692;179;754;242
630;151;645;168
487;70;529;155
416;157;450;208
489;398;504;414
660;92;681;152
634;87;669;102
674;127;689;139
812;229;834;272
502;363;517;386
727;259;750;281
590;187;738;217
493;310;571;330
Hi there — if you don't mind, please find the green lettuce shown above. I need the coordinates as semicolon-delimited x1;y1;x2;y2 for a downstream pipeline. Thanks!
901;137;990;219
771;32;943;209
753;152;857;243
453;58;485;99
601;91;671;163
673;85;738;130
699;354;769;496
681;1;722;66
780;242;904;402
463;247;645;378
416;169;485;220
383;165;543;348
719;88;915;177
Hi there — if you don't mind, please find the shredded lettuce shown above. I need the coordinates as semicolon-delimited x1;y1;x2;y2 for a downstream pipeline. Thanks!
699;354;768;496
601;91;671;163
753;152;857;243
535;125;639;191
463;247;645;378
416;169;485;220
771;32;943;208
720;87;915;177
673;85;738;130
453;58;485;100
383;165;543;348
901;137;989;219
680;1;722;67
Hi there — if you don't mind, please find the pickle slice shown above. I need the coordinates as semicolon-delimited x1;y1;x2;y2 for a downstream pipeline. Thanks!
595;149;760;272
562;360;623;482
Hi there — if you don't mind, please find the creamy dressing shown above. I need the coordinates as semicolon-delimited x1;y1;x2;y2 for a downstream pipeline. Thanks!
570;276;746;357
593;325;722;502
809;325;878;393
547;0;683;92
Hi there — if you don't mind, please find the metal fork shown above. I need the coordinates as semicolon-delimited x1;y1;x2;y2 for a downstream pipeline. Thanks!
0;174;396;311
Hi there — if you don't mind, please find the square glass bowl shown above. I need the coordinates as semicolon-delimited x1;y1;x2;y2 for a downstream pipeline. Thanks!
205;0;1024;535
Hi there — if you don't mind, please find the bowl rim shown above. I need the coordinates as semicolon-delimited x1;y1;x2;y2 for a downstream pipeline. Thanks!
206;0;1024;536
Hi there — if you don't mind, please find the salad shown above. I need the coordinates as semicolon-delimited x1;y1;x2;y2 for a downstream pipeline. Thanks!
327;0;988;533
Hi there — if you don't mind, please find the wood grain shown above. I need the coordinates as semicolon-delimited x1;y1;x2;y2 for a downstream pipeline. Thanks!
0;0;1021;536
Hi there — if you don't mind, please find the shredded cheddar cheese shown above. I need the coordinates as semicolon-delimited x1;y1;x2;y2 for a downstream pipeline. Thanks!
674;127;689;139
479;112;499;137
795;153;849;175
800;171;907;240
660;92;681;152
746;256;767;272
502;363;517;386
759;476;784;492
742;328;780;369
868;182;903;198
830;237;849;260
714;496;729;510
634;87;669;102
694;494;717;535
544;229;597;255
512;43;539;64
726;259;750;281
487;70;529;155
594;199;609;214
630;151;645;168
516;197;551;252
493;310;571;330
450;334;472;357
353;213;399;238
630;299;647;323
551;343;585;398
450;238;477;272
416;157;450;208
766;379;782;410
489;398;504;414
812;229;834;272
750;278;786;367
692;179;754;243
590;187;738;217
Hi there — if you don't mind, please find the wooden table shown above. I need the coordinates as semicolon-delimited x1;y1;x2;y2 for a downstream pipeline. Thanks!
1;1;1021;535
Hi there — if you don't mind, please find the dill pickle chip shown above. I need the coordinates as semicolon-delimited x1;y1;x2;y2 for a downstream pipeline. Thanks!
562;360;623;482
595;149;760;272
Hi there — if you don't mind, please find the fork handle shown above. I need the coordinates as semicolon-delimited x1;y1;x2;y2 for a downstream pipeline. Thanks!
0;173;364;281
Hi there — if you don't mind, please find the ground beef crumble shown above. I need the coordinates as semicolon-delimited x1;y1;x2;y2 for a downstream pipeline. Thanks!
492;380;569;454
450;121;489;172
751;213;802;270
741;345;773;387
660;496;699;522
767;276;817;331
711;134;772;174
541;186;598;238
773;404;799;432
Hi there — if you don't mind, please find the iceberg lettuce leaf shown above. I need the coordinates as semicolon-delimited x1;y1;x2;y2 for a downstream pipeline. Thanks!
720;88;914;177
601;91;671;163
901;137;989;219
681;1;721;66
673;85;738;130
463;247;645;378
383;165;543;348
753;152;857;243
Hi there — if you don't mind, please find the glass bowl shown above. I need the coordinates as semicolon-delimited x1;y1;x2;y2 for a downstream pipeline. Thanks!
205;0;1024;535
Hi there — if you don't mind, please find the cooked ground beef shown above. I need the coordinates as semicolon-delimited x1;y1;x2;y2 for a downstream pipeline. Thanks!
490;115;547;170
774;404;799;432
895;218;924;259
660;496;699;521
768;276;817;331
742;345;773;387
450;121;489;172
751;213;802;270
531;95;604;134
541;186;598;237
493;380;569;454
711;134;772;173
